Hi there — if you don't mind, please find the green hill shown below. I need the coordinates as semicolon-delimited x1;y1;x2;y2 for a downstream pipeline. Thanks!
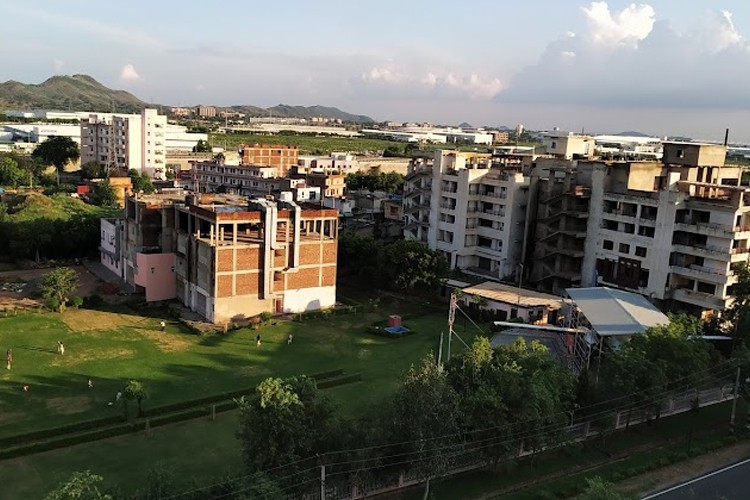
0;74;148;113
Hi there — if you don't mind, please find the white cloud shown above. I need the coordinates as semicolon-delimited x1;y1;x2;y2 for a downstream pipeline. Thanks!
120;64;141;82
580;1;655;48
500;3;750;110
359;66;504;100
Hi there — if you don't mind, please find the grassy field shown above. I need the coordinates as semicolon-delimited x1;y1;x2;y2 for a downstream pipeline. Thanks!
0;301;466;497
210;132;408;155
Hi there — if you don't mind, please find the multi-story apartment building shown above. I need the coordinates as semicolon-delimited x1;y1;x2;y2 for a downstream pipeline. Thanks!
193;158;279;196
80;109;167;175
403;155;434;244
580;142;748;318
404;150;531;280
108;192;338;322
197;106;217;118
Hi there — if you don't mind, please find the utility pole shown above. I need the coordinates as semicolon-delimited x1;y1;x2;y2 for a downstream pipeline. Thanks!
437;331;444;368
320;464;326;500
730;366;741;428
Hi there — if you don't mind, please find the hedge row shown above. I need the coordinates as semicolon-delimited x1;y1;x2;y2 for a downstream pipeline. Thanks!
316;373;363;390
0;375;364;461
2;370;346;449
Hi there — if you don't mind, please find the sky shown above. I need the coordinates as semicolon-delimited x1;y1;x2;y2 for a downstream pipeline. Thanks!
3;1;750;142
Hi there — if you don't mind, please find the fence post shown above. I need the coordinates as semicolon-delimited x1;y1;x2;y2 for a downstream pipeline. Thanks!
145;418;151;437
320;464;326;500
211;404;216;421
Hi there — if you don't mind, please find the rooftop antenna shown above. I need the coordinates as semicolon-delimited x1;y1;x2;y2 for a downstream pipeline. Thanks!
724;128;730;146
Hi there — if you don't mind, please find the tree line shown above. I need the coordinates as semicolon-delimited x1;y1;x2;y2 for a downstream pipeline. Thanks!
46;308;747;498
338;235;448;291
344;171;404;194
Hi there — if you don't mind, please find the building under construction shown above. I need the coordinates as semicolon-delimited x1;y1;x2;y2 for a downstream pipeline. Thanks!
110;191;338;323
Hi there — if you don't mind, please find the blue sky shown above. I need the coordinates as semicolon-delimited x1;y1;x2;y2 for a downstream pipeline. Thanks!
3;1;750;141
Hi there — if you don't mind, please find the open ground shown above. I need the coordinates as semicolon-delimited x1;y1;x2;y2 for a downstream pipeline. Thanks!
0;288;466;497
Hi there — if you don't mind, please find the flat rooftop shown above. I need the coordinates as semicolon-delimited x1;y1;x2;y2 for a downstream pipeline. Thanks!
462;281;563;309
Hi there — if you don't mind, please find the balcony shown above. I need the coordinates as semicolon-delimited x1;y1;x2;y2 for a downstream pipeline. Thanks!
671;244;730;261
670;264;735;284
674;222;734;238
672;288;727;310
478;191;507;199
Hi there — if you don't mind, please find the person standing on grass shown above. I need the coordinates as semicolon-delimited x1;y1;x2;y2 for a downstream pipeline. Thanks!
6;348;11;370
160;320;166;332
58;341;65;355
256;333;262;347
287;333;293;345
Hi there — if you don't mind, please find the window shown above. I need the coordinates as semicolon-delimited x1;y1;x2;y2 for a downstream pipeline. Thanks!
676;149;684;158
619;243;630;254
603;240;614;250
635;246;647;257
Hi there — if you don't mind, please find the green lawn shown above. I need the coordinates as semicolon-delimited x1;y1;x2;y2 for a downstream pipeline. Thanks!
210;133;408;155
0;303;466;497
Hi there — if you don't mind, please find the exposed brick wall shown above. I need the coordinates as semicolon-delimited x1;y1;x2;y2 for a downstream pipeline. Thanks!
299;243;322;265
322;242;337;264
236;247;261;270
217;249;234;272
322;266;337;287
236;272;260;295
286;267;320;290
217;275;233;298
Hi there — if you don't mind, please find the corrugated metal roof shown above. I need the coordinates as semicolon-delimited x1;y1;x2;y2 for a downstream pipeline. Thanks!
565;287;669;337
462;281;563;309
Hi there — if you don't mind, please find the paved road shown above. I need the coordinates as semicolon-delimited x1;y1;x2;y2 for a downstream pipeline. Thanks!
643;457;750;499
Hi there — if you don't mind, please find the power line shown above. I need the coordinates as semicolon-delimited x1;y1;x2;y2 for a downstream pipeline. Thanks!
167;361;737;499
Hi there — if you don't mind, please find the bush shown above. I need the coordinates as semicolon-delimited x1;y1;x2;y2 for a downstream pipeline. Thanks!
70;296;83;308
83;294;104;308
47;298;59;311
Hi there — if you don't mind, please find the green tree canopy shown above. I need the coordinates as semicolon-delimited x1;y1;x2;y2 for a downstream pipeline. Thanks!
32;136;80;186
192;139;212;152
123;379;148;418
40;267;80;312
44;470;113;500
91;181;118;208
345;171;405;193
128;169;155;194
236;376;338;485
379;239;448;291
0;157;26;188
80;161;105;180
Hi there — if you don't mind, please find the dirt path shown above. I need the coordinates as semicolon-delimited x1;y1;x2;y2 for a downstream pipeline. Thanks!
0;266;102;308
618;440;750;497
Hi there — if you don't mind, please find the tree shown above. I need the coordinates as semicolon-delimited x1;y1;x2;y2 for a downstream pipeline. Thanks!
45;470;113;500
32;136;80;186
388;353;461;483
80;161;105;180
128;169;155;194
40;267;80;312
91;181;118;208
236;376;338;487
379;239;448;291
193;139;212;153
578;476;632;500
0;157;26;188
123;379;148;418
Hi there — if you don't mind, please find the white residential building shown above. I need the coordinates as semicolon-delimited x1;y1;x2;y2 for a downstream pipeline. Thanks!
404;150;531;280
80;109;167;176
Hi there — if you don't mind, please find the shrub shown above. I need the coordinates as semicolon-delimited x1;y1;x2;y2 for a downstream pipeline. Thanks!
70;296;83;308
259;311;273;324
83;294;104;308
47;298;60;311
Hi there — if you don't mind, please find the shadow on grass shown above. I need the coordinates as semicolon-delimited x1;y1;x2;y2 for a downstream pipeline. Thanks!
17;345;57;354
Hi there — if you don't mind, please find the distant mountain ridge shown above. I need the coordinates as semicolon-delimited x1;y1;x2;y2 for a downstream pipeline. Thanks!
0;74;374;123
0;75;147;113
229;104;373;123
